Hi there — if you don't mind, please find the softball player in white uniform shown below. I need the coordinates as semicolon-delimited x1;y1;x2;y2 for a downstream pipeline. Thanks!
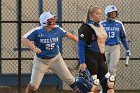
22;11;81;93
100;5;131;93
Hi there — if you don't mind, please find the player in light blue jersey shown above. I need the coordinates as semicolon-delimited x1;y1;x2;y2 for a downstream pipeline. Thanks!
100;5;131;93
22;11;83;93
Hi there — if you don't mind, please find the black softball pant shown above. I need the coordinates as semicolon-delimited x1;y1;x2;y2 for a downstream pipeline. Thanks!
85;53;108;92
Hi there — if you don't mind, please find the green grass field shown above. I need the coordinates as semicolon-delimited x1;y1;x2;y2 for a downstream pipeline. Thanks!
55;90;140;93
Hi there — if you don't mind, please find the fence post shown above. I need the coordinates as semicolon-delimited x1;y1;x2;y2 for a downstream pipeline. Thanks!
17;0;22;93
57;0;62;27
0;0;2;74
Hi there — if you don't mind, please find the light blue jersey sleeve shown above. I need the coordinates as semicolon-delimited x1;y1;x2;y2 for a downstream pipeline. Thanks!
23;26;43;41
55;25;67;38
119;22;130;50
119;22;126;38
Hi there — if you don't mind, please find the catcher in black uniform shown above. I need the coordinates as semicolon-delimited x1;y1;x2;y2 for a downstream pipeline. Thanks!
78;6;115;93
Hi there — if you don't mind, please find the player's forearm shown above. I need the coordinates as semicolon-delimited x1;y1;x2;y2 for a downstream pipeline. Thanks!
21;37;36;51
121;37;129;50
66;32;78;43
78;40;85;64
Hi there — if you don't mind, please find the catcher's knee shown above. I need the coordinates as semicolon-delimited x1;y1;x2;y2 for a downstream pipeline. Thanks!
107;75;115;93
107;75;115;89
100;72;115;93
91;75;100;92
91;75;100;86
102;72;115;89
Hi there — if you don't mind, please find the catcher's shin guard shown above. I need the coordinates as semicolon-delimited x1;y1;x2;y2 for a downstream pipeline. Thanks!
107;75;115;93
108;75;115;88
91;79;100;92
99;72;115;93
91;75;100;92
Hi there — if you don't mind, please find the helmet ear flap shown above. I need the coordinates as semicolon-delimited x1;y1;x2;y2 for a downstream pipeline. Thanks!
40;20;48;27
39;11;56;27
107;13;110;18
42;21;47;26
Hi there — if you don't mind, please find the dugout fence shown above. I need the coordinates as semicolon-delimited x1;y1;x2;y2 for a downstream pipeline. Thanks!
0;0;140;93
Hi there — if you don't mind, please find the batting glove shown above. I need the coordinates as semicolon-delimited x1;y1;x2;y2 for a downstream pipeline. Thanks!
126;50;131;56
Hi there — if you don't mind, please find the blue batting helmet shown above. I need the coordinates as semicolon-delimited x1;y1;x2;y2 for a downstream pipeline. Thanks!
39;11;56;27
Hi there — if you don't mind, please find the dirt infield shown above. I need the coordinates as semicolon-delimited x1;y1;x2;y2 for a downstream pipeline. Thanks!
0;86;139;93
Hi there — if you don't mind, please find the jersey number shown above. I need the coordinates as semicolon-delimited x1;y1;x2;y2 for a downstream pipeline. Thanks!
46;43;55;50
108;32;115;38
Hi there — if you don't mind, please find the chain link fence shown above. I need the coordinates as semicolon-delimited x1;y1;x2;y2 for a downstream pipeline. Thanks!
0;0;139;93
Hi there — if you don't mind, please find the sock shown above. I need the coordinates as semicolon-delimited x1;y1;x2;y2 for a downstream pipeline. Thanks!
70;82;81;93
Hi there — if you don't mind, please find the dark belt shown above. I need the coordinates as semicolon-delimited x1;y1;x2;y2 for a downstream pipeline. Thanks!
39;55;56;59
107;44;119;46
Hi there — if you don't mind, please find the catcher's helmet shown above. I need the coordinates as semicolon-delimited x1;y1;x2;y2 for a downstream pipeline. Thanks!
39;11;56;27
75;70;93;93
105;5;117;16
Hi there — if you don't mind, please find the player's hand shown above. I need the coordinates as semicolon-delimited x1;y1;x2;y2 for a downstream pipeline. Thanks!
126;50;131;56
33;47;42;54
74;36;78;43
80;63;87;71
